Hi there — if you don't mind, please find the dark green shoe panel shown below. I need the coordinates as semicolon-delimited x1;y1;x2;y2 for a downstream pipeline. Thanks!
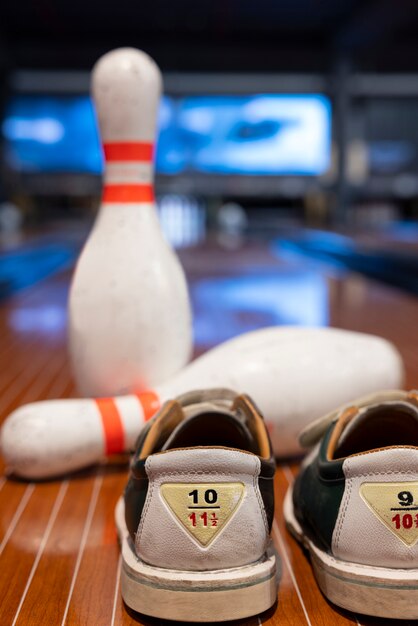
293;425;346;552
124;459;149;542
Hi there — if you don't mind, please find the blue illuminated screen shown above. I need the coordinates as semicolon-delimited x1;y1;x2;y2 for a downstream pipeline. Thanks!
3;94;331;176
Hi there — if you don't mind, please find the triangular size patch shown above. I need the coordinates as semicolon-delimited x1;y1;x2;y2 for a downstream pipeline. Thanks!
360;482;418;546
160;482;245;547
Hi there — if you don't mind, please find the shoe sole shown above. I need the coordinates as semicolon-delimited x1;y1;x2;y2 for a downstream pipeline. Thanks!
115;496;278;622
284;485;418;619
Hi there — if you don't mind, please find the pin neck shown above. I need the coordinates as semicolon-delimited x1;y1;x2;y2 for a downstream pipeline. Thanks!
102;141;155;204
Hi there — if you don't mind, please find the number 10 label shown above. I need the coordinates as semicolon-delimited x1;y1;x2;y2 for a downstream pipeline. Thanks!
160;482;245;547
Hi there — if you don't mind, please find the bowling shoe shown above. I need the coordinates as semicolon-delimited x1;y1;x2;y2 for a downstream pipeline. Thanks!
115;388;278;621
284;389;418;619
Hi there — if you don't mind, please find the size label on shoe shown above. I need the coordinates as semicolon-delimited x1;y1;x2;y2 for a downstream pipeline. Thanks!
160;482;245;547
360;481;418;546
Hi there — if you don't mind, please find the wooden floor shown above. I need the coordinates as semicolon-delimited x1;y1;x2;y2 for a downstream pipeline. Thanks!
1;233;418;626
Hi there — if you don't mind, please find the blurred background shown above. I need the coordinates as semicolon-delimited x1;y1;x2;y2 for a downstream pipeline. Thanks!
1;0;418;347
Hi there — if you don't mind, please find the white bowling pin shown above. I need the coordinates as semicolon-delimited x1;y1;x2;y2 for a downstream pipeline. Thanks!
68;48;192;396
1;327;404;479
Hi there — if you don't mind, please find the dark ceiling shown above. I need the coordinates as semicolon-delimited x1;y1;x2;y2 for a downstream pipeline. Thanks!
2;0;418;73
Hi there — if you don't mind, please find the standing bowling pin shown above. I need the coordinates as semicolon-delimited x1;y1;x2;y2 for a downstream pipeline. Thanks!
69;48;192;396
1;327;404;478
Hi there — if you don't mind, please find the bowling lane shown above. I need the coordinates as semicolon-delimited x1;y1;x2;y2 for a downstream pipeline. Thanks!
0;232;418;625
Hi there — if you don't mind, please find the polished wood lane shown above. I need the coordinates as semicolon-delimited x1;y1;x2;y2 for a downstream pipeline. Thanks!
0;237;417;625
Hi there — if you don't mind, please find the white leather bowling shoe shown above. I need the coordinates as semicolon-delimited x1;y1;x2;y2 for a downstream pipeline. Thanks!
115;388;278;622
285;389;418;619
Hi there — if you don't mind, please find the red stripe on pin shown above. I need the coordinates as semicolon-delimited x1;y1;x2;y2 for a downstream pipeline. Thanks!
102;184;154;203
135;390;161;421
96;397;125;455
103;142;153;162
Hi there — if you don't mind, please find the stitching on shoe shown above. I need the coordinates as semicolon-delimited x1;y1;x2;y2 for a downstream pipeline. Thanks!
346;470;418;479
252;457;269;535
334;458;352;550
135;457;155;552
147;470;243;476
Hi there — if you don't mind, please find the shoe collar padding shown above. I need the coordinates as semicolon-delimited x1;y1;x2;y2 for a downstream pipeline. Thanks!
299;389;418;449
137;388;272;460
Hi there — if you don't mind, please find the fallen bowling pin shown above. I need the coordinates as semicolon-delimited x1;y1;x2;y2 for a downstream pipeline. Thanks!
68;47;192;397
1;326;404;479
